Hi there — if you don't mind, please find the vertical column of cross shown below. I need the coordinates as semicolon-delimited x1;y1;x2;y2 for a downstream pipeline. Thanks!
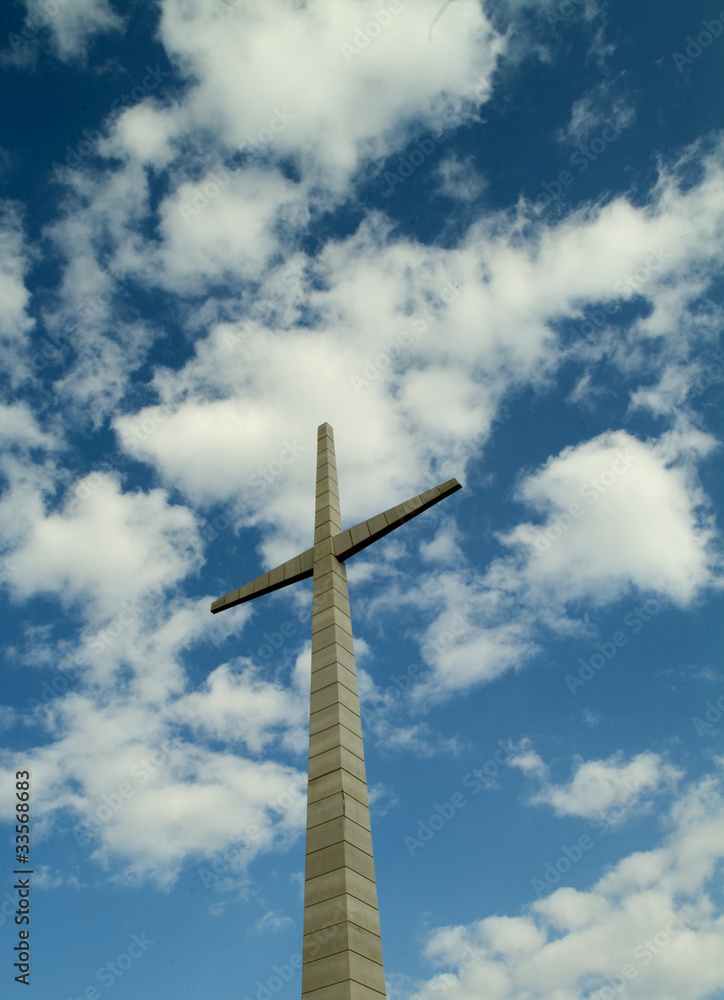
301;423;387;1000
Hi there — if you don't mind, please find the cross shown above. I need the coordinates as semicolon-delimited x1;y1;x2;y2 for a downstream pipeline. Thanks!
211;422;461;1000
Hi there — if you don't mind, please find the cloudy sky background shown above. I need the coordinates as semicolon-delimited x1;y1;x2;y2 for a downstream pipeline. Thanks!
0;0;723;997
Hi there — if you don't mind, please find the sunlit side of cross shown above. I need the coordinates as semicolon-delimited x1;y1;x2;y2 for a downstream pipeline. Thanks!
212;423;461;1000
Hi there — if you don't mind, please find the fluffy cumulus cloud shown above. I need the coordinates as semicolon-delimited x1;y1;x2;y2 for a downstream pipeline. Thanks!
0;593;309;885
22;0;723;447
526;750;683;821
173;658;309;755
5;474;203;623
409;771;724;1000
0;402;61;452
496;425;721;609
102;139;724;537
0;693;306;887
155;0;504;189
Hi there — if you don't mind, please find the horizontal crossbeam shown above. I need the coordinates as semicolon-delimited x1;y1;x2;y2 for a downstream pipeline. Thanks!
332;478;461;561
210;478;461;614
210;547;314;614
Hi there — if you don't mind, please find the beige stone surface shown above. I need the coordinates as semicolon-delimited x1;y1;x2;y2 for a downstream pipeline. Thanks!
309;681;361;717
304;815;373;856
311;643;356;673
365;512;388;537
312;605;354;635
309;702;362;738
402;495;423;515
302;981;386;1000
419;485;441;504
308;745;366;783
332;529;353;557
312;624;355;656
308;724;364;760
283;554;301;579
307;767;369;807
303;893;382;936
312;587;351;616
305;841;377;882
304;919;384;964
310;662;358;698
306;791;371;831
313;533;336;555
349;521;371;546
313;552;345;577
302;947;385;994
315;488;340;510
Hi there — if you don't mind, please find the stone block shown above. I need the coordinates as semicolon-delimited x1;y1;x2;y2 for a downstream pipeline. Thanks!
311;643;357;674
309;702;361;739
313;553;347;578
312;605;353;635
418;486;441;504
308;745;365;783
306;791;371;832
312;624;355;656
315;488;340;511
332;529;353;558
313;568;349;599
283;554;301;579
303;892;381;937
308;768;369;808
304;815;373;857
314;534;336;556
383;505;406;527
401;495;423;515
304;841;377;883
309;681;361;717
301;947;385;994
349;521;371;546
308;724;365;761
310;662;358;698
302;981;386;1000
312;588;351;617
303;919;383;965
365;513;388;538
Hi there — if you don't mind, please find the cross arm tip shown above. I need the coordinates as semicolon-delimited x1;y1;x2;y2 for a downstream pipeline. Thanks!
333;475;462;561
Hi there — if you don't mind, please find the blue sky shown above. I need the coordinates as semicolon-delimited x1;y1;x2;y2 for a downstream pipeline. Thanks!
0;1;723;998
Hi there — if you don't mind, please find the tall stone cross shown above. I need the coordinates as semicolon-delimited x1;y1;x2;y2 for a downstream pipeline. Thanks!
211;422;461;1000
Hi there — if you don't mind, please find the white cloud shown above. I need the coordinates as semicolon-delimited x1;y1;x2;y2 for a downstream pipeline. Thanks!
410;771;724;1000
155;165;309;291
419;521;465;566
359;568;539;702
155;0;504;191
433;154;487;201
0;402;62;451
508;741;548;780
5;473;203;623
254;909;293;933
1;661;308;887
497;427;721;609
22;0;124;62
528;751;682;820
173;660;308;756
0;201;35;380
558;80;635;146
